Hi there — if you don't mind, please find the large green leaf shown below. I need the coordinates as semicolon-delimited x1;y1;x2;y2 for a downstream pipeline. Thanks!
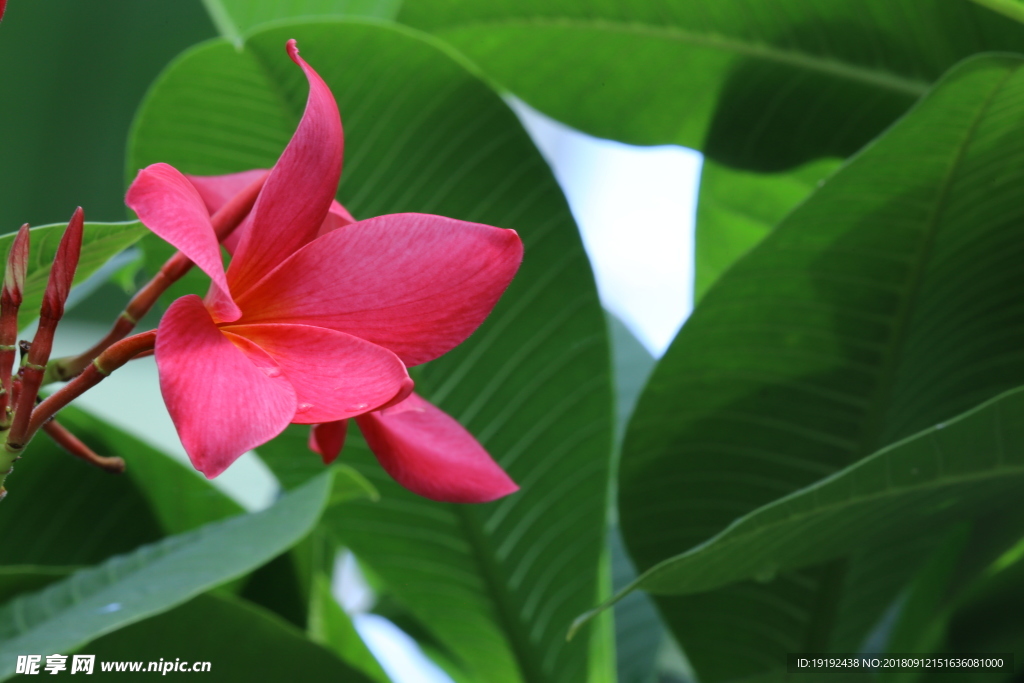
694;159;840;304
87;592;376;682
618;54;1024;681
398;0;1024;170
0;0;213;231
0;473;332;680
0;221;147;329
128;19;612;683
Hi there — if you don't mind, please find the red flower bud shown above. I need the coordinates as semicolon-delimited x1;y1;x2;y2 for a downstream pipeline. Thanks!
40;206;84;322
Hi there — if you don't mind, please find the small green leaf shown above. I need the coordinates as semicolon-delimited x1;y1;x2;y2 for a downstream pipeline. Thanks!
0;221;147;329
0;472;332;680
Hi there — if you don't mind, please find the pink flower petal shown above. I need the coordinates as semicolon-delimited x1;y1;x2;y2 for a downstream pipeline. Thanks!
309;421;347;464
235;213;523;366
228;40;343;296
223;323;411;424
126;163;240;320
355;393;518;503
156;295;296;478
225;198;353;255
186;169;270;215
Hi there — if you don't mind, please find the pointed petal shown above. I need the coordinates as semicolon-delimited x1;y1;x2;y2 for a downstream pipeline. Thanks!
236;214;523;366
355;393;518;503
228;40;343;296
223;323;410;424
127;163;240;319
309;421;347;464
156;295;296;478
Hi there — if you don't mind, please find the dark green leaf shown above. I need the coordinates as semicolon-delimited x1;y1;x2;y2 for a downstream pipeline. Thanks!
398;0;1024;169
0;472;332;680
618;55;1024;680
54;407;244;536
87;592;376;682
128;19;613;683
694;159;840;304
0;567;71;605
0;412;164;567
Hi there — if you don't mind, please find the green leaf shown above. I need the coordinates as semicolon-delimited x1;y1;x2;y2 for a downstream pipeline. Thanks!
0;472;332;680
0;221;147;329
309;574;390;682
398;0;1024;169
618;54;1024;681
0;0;214;231
607;313;656;442
201;0;400;43
596;387;1024;608
694;159;840;304
971;0;1024;25
128;19;612;683
0;567;71;606
87;592;376;682
54;407;244;536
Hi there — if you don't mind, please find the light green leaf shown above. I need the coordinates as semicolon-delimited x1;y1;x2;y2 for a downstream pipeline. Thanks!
618;54;1024;680
201;0;400;43
694;159;840;304
87;592;377;682
128;19;612;683
398;0;1024;169
0;473;332;680
0;221;147;329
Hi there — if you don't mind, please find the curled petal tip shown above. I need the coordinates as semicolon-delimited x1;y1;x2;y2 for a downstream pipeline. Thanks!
286;38;300;63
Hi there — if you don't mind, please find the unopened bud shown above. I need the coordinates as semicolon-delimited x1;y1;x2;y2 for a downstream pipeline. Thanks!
2;224;29;307
0;0;7;24
40;207;84;321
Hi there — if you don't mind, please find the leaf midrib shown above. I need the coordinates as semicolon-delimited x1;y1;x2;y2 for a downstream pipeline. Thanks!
433;16;930;98
853;64;1018;455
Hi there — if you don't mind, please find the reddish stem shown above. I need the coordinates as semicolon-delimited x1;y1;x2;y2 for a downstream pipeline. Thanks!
43;420;125;474
22;331;156;447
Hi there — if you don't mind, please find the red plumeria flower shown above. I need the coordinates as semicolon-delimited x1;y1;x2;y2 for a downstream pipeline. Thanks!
126;40;522;503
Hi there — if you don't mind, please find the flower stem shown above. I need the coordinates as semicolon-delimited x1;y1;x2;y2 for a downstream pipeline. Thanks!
43;419;125;474
0;329;156;498
47;171;267;382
